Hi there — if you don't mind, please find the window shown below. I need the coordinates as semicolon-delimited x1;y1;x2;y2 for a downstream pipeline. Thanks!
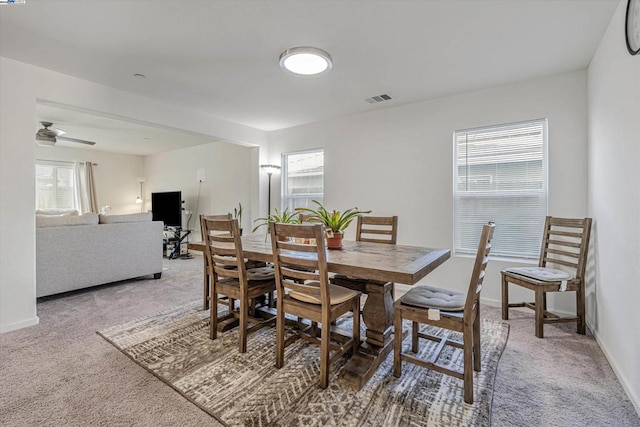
454;119;547;259
35;160;76;210
282;149;324;211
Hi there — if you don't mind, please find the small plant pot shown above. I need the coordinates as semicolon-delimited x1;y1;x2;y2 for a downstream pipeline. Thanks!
326;231;343;250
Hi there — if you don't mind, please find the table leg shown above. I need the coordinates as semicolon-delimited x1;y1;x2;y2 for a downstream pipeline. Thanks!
202;255;209;311
337;279;395;390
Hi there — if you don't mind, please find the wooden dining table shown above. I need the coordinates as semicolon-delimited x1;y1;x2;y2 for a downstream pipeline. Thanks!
188;234;451;389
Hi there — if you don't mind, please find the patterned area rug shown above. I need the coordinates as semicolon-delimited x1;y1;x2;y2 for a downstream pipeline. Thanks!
98;301;509;426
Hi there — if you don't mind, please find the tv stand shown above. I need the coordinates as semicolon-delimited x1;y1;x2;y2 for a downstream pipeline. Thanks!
164;227;192;259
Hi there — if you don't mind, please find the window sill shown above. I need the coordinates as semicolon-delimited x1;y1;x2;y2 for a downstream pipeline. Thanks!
453;252;539;265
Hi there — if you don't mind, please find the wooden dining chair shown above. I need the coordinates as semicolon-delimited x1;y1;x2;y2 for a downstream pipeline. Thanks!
501;216;592;338
269;222;361;389
332;215;399;297
393;222;495;404
200;213;232;310
202;217;276;353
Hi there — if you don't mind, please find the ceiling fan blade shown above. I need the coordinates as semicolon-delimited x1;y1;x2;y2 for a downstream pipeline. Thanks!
57;136;96;146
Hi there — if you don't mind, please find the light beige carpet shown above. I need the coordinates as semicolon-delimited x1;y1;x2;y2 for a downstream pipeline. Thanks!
99;301;509;426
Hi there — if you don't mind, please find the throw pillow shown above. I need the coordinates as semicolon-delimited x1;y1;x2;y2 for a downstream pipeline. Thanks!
36;209;79;216
36;212;99;227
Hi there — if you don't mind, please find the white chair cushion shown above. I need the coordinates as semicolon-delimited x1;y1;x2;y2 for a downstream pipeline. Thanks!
504;266;573;282
400;285;466;311
290;283;359;305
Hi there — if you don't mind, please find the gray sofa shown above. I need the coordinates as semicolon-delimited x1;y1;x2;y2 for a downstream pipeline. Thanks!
36;213;164;297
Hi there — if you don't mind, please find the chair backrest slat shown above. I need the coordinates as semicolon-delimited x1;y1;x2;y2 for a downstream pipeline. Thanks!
356;215;398;244
213;264;240;279
546;248;579;259
281;279;323;296
539;216;592;280
280;266;318;282
278;241;318;253
542;257;578;269
464;222;495;315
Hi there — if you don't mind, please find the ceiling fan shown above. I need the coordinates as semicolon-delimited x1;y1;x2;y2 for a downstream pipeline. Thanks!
36;122;96;147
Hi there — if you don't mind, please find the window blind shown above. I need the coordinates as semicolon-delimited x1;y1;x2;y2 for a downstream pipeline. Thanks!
35;160;76;210
282;149;324;211
454;119;547;259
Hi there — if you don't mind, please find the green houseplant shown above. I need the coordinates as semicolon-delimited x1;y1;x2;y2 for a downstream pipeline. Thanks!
295;200;370;249
230;202;243;234
252;207;300;234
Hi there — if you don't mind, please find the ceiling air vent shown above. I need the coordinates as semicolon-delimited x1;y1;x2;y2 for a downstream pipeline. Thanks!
364;93;393;104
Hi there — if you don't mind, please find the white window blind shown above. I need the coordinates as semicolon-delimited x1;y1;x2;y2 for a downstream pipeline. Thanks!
454;119;547;259
282;149;324;211
35;160;76;210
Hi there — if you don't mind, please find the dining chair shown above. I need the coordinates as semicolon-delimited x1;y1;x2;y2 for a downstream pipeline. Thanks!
393;222;495;404
501;216;592;338
332;215;398;297
202;217;276;353
200;213;231;311
269;222;361;389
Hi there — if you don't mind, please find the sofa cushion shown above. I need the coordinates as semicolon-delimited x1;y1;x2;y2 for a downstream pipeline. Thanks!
99;212;152;224
36;209;79;216
36;212;99;227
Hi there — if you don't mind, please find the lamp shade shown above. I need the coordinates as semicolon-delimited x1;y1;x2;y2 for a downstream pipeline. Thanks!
260;164;281;175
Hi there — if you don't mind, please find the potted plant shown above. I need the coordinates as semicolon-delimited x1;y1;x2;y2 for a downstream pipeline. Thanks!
252;208;300;238
230;202;243;235
295;200;370;249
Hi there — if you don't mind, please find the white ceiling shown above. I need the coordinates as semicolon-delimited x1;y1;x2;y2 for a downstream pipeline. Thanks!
1;0;619;153
35;103;215;156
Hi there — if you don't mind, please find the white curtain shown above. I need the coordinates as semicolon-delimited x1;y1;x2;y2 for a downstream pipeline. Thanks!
74;162;98;214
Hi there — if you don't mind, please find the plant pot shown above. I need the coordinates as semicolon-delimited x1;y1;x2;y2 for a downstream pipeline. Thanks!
326;231;343;250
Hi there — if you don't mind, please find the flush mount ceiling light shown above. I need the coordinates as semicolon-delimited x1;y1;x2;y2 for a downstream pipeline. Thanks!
279;46;332;76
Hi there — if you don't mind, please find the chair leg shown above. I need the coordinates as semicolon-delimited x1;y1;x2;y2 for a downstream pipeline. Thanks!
275;299;285;369
463;321;474;404
535;289;545;338
352;297;361;354
239;297;248;353
411;321;419;353
576;286;586;335
268;291;275;309
473;307;481;372
501;274;509;320
210;290;218;340
393;305;402;378
319;320;330;389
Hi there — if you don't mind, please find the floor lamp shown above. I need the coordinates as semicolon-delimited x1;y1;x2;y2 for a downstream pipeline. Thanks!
260;164;281;215
135;178;145;212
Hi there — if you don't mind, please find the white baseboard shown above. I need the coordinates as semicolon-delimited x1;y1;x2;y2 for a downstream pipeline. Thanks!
588;321;640;417
0;316;39;334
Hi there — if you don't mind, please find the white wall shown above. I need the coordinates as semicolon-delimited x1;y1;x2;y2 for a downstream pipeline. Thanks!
0;56;268;333
144;142;256;236
269;70;589;312
35;145;145;214
587;0;640;414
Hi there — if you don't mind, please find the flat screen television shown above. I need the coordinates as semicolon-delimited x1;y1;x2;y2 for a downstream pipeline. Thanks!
151;191;182;227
